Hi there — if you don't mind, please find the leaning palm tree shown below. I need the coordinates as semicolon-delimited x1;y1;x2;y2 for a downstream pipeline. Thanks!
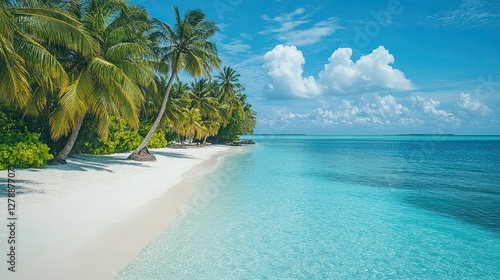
0;0;95;108
129;6;221;161
49;0;154;164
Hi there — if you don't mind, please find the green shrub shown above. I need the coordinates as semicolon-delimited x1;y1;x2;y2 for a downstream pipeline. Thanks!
74;117;144;155
147;131;168;148
0;132;53;170
138;123;168;149
164;128;177;143
72;117;171;154
91;130;143;155
72;118;169;155
0;104;53;169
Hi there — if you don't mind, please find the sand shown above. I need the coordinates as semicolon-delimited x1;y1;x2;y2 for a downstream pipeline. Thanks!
0;145;240;280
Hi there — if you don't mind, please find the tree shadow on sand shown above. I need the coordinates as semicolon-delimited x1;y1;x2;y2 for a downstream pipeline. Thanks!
151;150;198;159
0;151;197;196
0;178;44;197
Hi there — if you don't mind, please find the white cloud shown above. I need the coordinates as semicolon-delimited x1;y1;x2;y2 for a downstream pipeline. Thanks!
260;94;417;130
257;93;491;132
437;0;500;26
319;46;415;94
457;93;492;116
220;39;251;54
282;18;340;46
260;9;340;46
273;8;306;24
263;45;322;99
263;45;414;99
410;95;459;125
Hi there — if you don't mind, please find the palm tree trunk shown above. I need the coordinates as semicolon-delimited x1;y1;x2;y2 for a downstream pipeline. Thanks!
43;91;53;142
129;73;176;161
44;92;52;124
49;113;86;165
202;135;208;146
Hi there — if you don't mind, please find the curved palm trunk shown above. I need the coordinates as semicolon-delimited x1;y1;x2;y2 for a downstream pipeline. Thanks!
49;113;86;165
128;73;176;161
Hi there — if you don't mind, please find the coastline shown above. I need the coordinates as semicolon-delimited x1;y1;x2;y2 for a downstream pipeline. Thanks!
0;145;242;280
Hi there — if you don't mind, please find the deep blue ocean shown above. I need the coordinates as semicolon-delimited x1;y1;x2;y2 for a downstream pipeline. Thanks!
117;136;500;279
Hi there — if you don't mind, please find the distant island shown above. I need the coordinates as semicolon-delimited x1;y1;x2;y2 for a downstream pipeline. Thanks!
252;134;307;136
391;134;456;136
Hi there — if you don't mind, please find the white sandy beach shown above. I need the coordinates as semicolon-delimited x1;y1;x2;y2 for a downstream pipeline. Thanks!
0;145;238;280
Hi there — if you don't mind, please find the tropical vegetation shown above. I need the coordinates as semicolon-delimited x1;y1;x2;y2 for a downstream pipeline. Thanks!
0;0;256;169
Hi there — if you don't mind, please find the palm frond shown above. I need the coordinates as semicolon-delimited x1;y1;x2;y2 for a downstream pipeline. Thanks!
15;32;68;87
0;37;30;107
13;7;98;56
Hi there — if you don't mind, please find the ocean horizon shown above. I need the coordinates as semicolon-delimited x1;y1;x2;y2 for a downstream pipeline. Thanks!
117;135;500;279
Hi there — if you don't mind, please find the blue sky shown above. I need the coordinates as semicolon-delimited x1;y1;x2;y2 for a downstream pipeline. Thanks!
131;0;500;135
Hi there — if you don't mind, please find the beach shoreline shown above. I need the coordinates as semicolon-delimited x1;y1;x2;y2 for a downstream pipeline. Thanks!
0;145;242;280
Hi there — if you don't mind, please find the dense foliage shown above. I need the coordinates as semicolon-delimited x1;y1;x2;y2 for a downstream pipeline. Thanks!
0;105;53;169
0;1;256;169
72;118;170;155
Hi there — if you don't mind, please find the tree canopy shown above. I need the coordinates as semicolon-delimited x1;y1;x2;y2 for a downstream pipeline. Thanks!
0;1;256;169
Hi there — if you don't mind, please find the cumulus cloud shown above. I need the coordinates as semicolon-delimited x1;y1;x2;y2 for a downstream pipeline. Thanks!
410;95;459;124
263;45;414;99
319;46;415;93
260;94;421;130
263;45;322;99
457;93;492;116
257;93;487;132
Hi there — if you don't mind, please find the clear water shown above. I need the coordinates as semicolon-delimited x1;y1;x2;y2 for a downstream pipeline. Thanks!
117;136;500;279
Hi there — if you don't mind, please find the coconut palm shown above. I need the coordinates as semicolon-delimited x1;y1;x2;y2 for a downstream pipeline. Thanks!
242;101;257;134
189;78;218;119
164;81;191;125
162;81;191;143
216;66;244;104
179;107;203;143
216;67;245;118
199;118;220;145
49;0;154;164
0;0;95;108
129;6;221;161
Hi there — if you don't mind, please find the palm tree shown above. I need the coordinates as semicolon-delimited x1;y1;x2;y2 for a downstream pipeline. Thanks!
216;66;244;104
129;6;221;161
179;107;203;143
215;102;231;128
0;0;95;108
189;78;218;118
242;101;257;134
215;66;245;117
164;81;191;126
199;118;220;145
49;0;154;164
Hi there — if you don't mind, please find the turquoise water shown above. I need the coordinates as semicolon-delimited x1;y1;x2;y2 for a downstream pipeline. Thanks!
117;136;500;279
